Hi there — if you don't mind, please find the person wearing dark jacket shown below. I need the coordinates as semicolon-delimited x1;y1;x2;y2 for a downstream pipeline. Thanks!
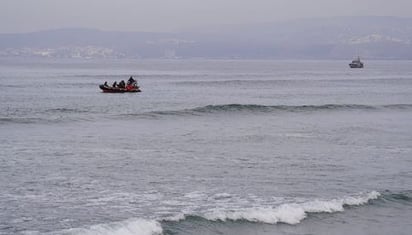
127;76;136;85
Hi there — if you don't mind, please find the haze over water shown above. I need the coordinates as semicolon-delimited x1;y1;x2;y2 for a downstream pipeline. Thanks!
1;59;412;235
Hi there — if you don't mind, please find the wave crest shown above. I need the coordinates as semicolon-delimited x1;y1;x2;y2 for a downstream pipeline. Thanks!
58;219;162;235
204;204;306;225
136;103;412;118
202;191;380;225
193;103;412;113
51;191;382;234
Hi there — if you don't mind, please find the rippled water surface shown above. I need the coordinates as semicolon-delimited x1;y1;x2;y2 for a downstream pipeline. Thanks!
1;59;412;235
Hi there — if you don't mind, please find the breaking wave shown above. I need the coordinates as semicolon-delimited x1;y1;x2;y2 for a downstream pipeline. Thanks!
178;191;380;225
47;191;412;235
157;191;382;226
54;219;162;235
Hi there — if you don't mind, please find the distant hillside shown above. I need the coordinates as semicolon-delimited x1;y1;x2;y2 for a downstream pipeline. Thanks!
1;16;412;59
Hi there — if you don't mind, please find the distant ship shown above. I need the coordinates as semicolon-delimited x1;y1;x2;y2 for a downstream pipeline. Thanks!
349;56;364;68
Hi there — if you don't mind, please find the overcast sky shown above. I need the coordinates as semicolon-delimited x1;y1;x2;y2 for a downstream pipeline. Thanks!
1;0;412;33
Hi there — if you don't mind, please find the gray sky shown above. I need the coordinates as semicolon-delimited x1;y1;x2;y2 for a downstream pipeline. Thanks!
1;0;412;33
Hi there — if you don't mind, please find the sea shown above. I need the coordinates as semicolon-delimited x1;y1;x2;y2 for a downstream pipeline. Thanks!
0;58;412;235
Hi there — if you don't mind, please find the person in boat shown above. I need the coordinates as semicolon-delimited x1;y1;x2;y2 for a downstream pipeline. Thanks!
118;80;126;88
112;81;117;88
127;76;136;85
103;81;108;87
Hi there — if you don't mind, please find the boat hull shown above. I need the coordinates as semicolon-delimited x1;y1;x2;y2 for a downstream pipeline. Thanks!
99;84;141;93
349;63;364;68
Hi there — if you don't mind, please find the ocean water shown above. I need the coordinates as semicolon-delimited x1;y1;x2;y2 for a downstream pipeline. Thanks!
0;58;412;235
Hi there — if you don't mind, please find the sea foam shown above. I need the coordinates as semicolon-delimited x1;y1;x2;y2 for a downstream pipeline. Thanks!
203;191;380;225
59;219;162;235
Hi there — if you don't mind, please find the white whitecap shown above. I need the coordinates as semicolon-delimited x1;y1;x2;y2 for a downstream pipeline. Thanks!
57;218;162;235
343;191;380;206
202;191;381;225
204;204;306;225
161;213;186;222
